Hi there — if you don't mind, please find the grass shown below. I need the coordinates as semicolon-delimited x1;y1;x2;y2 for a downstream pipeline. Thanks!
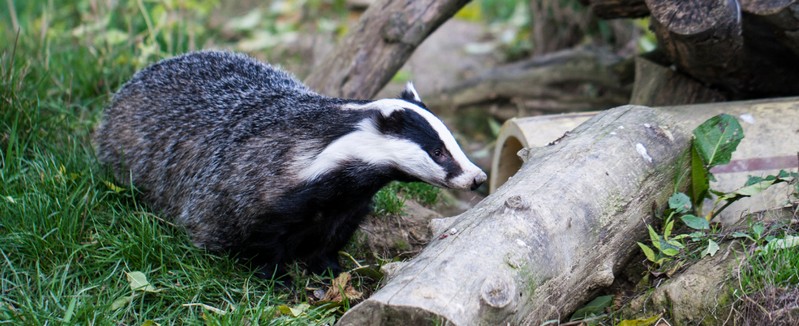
734;221;799;324
373;182;440;216
0;1;377;324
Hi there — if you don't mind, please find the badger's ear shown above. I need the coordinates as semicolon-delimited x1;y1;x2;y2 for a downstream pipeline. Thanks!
400;82;422;102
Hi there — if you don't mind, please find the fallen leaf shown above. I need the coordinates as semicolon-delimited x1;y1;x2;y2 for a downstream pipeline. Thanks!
320;272;362;303
126;271;161;293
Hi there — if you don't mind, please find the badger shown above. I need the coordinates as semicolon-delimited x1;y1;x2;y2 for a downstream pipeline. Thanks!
95;50;486;278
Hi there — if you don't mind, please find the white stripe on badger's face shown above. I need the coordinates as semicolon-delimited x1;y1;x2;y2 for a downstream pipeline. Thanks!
298;120;448;186
325;97;487;190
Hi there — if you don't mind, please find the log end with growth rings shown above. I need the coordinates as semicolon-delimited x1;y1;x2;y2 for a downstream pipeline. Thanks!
480;274;517;309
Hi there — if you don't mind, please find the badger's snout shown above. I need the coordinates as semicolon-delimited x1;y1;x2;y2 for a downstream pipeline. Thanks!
471;172;488;190
447;168;487;191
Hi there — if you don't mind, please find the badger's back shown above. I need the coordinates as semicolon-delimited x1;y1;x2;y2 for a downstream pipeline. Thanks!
95;51;351;232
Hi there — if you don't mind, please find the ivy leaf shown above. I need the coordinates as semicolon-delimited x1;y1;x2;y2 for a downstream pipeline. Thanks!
701;239;720;257
692;113;744;168
680;214;709;230
668;193;691;214
111;295;134;310
732;231;754;242
752;223;765;239
126;271;160;293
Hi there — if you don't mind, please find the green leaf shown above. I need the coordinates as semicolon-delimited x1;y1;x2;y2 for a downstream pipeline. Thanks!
103;180;125;193
637;242;656;263
668;193;691;214
111;295;134;310
692;113;744;168
487;118;502;137
570;295;613;320
661;247;680;257
764;235;799;251
671;234;691;240
647;225;661;250
659;239;681;256
666;239;685;249
126;271;160;293
732;231;755;242
617;314;662;326
277;303;310;317
690;146;710;211
663;219;674;239
702;239;720;257
680;214;709;230
752;223;765;239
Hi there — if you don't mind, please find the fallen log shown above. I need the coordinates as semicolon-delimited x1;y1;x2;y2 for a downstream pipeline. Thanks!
303;0;469;99
339;105;694;325
338;98;799;325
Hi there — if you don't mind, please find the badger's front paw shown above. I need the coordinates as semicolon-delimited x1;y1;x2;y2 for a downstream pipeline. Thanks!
255;264;293;288
306;254;342;277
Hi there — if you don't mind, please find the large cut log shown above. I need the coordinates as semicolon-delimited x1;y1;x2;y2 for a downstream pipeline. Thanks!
304;0;469;99
339;105;694;325
645;0;799;97
337;98;799;325
646;0;746;93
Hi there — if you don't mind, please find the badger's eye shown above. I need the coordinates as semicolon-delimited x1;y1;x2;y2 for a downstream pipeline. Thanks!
433;148;443;157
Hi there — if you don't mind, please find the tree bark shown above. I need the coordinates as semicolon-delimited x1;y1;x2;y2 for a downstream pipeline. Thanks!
303;0;470;99
338;105;698;325
740;0;799;58
630;54;726;106
426;46;633;116
581;0;650;19
646;0;746;93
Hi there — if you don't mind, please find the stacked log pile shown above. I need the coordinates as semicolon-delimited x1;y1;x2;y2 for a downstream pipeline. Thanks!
581;0;799;101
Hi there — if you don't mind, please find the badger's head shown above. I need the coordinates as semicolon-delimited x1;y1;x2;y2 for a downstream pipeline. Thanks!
301;82;487;191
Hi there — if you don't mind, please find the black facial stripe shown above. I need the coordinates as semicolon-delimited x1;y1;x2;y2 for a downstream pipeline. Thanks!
439;148;464;179
376;108;464;179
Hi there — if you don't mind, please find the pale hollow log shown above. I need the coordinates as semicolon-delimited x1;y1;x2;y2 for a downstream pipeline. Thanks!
338;105;697;325
303;0;469;99
630;54;727;106
645;0;746;93
580;0;650;19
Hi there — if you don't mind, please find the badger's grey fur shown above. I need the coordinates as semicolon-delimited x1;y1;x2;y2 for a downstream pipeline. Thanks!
95;51;486;277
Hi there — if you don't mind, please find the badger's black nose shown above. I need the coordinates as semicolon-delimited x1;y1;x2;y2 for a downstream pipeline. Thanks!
470;174;487;190
470;182;482;191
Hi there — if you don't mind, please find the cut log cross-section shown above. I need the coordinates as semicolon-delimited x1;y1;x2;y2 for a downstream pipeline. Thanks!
338;105;697;325
646;0;746;92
